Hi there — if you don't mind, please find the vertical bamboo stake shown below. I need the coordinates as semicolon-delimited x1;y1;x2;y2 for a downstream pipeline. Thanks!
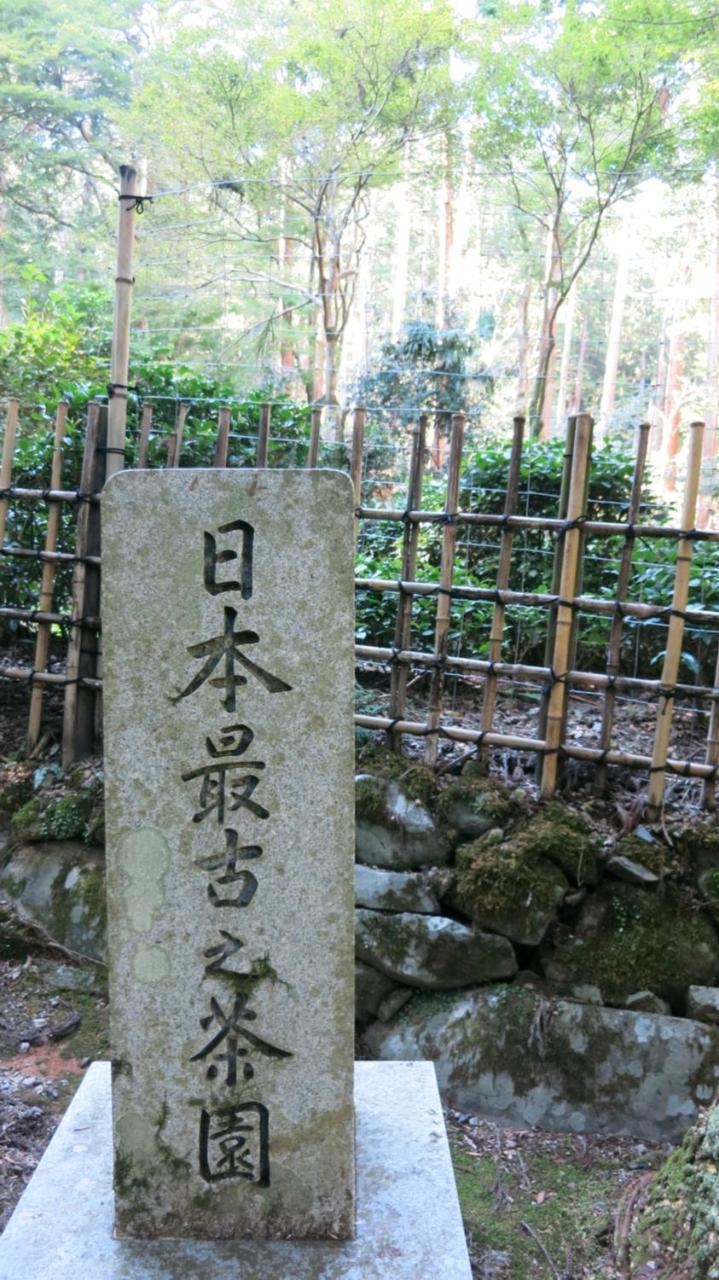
107;164;138;481
538;415;577;748
62;403;103;766
477;415;525;773
558;415;594;755
256;402;271;466
647;420;705;820
424;412;465;768
307;407;322;468
167;402;189;468
350;406;366;546
0;398;19;549
540;412;593;799
595;421;651;794
388;415;427;750
137;404;153;470
215;405;231;467
703;643;719;810
27;401;69;750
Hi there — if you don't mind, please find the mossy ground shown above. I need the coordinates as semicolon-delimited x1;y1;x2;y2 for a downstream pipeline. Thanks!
449;1114;670;1278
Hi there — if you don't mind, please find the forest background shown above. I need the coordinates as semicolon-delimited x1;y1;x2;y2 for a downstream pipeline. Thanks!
3;0;719;479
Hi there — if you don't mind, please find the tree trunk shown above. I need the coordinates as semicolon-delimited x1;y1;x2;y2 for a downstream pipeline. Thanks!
391;171;411;342
661;322;684;495
597;241;630;443
435;134;453;331
555;276;577;435
515;282;532;416
699;172;719;527
571;316;588;413
528;221;562;439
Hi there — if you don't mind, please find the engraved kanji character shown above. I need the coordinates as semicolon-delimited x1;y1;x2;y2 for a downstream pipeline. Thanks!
199;1102;269;1185
170;607;292;713
204;519;254;599
191;994;292;1086
194;830;260;907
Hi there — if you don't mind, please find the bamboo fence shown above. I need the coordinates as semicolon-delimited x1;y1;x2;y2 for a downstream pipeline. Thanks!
1;389;719;818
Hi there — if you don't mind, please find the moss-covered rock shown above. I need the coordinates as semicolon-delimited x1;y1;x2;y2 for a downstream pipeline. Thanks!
0;841;106;961
452;829;569;947
354;746;436;808
10;781;104;847
677;822;719;874
611;833;675;879
626;1098;719;1277
355;774;451;869
524;805;600;887
436;777;518;840
545;883;719;1006
355;908;517;989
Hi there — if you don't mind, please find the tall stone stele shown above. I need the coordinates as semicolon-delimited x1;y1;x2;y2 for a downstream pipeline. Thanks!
102;469;356;1240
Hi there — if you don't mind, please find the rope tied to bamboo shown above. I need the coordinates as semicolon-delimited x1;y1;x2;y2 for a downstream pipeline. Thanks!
439;512;458;526
118;193;153;214
107;383;139;400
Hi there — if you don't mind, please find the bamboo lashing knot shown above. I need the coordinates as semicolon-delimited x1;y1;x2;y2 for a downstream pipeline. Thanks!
118;194;153;214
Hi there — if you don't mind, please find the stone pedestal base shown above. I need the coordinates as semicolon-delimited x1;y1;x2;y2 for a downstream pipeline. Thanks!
0;1061;471;1279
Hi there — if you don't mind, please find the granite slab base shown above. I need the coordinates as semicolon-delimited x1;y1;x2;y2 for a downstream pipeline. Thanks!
0;1061;472;1280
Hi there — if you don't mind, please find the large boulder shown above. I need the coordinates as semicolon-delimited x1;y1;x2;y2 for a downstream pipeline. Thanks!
544;883;719;1006
355;775;450;869
0;841;106;962
363;985;719;1142
355;908;517;990
354;865;441;914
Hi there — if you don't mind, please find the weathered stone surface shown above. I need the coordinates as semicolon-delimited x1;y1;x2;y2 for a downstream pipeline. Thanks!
355;908;517;990
544;883;719;1005
569;985;603;1006
355;776;450;869
0;1061;473;1279
436;778;517;840
103;470;355;1241
605;855;659;887
687;986;719;1025
0;842;106;962
355;961;395;1024
624;991;671;1016
363;986;719;1141
377;987;414;1023
354;865;440;914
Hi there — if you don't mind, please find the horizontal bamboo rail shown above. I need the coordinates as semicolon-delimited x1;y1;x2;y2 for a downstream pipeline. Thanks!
356;507;719;543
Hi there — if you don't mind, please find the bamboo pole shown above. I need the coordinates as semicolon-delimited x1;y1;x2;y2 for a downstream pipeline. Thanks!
0;398;19;548
538;415;576;748
595;421;651;794
137;404;153;469
350;406;366;545
355;508;719;543
167;402;189;468
388;415;427;750
540;412;593;799
107;164;138;482
27;401;68;750
647;420;705;819
3;665;101;689
62;404;104;766
425;411;465;767
307;407;322;468
703;642;719;809
558;415;594;763
256;402;271;466
477;415;524;772
215;405;231;467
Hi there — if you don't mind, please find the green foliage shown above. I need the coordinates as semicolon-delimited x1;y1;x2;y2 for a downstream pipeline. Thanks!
354;318;492;423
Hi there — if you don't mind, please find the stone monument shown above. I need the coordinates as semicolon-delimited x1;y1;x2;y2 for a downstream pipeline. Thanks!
103;469;355;1239
0;468;472;1279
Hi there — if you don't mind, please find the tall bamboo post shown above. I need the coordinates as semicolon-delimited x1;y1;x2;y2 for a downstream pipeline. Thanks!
388;415;427;750
424;412;465;767
558;415;594;758
307;407;322;468
703;642;719;810
540;412;593;799
62;403;104;765
595;421;651;794
257;402;271;466
477;415;525;772
350;406;366;546
538;415;577;749
167;402;189;468
137;404;153;470
647;420;705;820
215;405;231;467
0;398;19;548
27;401;68;750
107;164;138;481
